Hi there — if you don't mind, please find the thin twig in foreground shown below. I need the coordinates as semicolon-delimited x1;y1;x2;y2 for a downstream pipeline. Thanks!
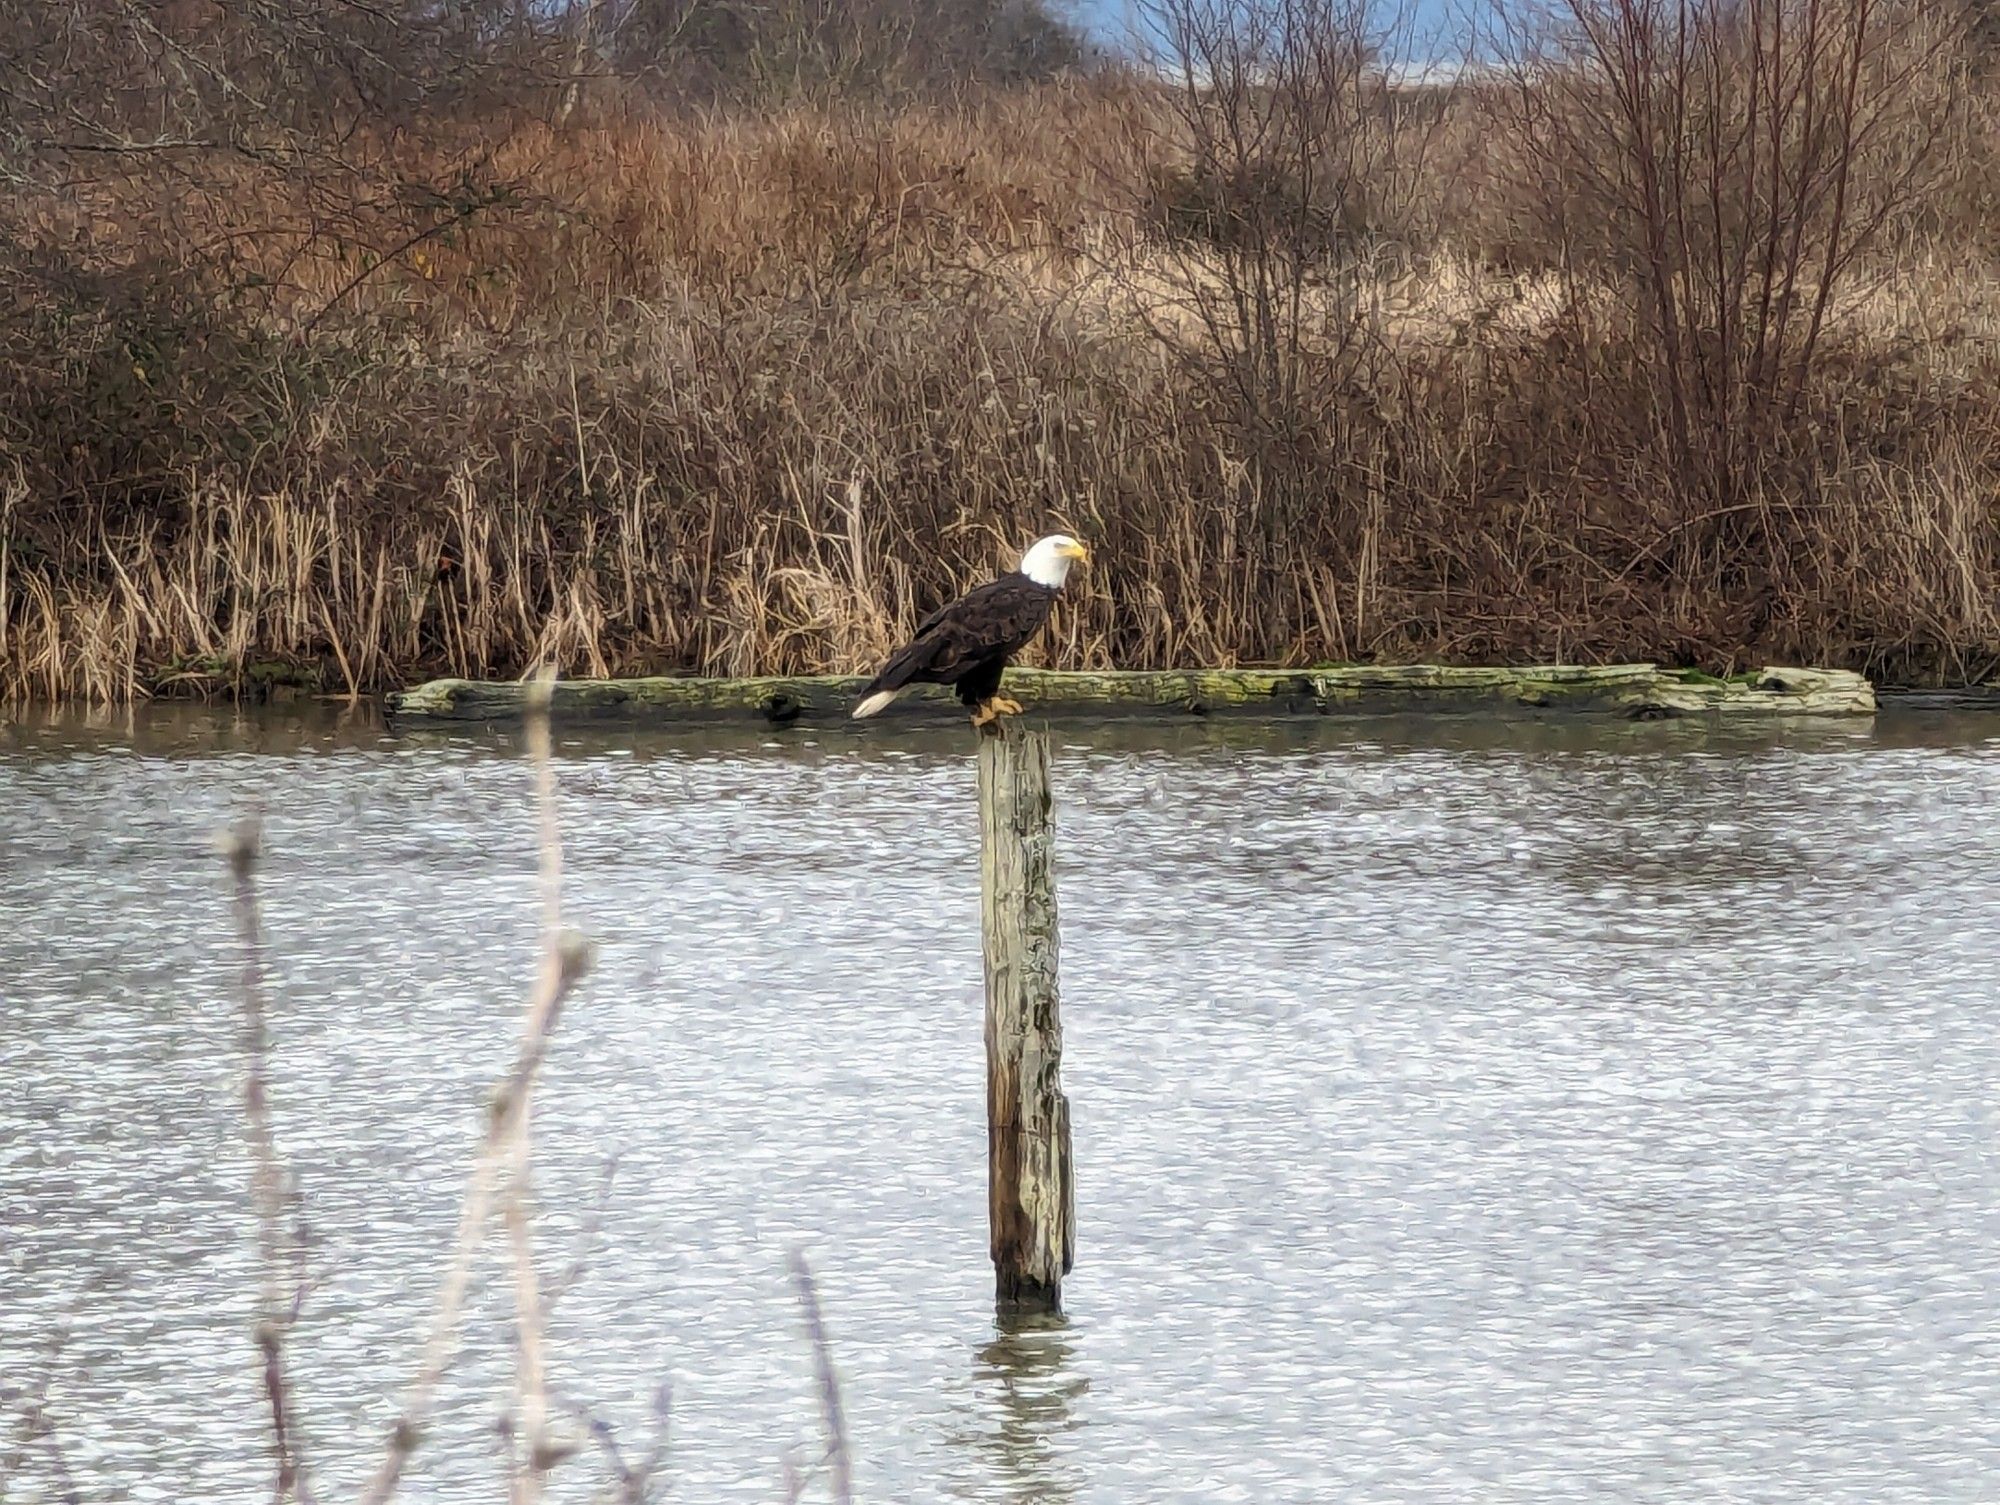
789;1252;853;1505
504;665;569;1502
0;1397;81;1505
361;667;592;1505
0;1291;76;1502
549;1377;670;1505
221;815;315;1505
543;1155;622;1323
0;1302;85;1505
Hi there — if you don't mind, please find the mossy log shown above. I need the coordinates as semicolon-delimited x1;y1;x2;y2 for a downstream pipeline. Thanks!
384;663;1875;726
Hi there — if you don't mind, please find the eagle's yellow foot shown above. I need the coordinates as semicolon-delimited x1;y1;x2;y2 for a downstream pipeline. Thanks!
988;695;1024;717
969;701;1000;729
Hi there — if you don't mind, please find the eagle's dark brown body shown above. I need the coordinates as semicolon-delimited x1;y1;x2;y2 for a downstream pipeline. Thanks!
857;571;1058;710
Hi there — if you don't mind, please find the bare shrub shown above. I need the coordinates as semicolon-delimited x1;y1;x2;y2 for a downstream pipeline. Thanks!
1104;0;1457;657
1494;0;1967;504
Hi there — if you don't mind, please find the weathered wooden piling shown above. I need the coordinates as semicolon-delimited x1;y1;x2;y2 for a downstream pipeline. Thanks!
977;722;1074;1314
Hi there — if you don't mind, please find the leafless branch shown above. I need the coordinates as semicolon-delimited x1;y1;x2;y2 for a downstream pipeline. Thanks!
788;1252;853;1505
502;662;570;1502
0;1295;86;1505
544;1156;622;1322
359;666;593;1505
220;814;315;1505
549;1379;671;1504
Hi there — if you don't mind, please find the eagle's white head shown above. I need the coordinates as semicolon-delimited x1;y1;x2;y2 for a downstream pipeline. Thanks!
1020;534;1090;589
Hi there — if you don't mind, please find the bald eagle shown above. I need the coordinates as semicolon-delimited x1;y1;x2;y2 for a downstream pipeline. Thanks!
851;534;1090;726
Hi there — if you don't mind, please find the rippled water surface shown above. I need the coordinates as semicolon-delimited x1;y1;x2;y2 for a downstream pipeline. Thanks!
5;704;2000;1503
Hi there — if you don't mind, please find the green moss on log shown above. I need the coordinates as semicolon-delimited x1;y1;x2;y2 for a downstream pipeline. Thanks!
385;663;1874;725
150;655;322;699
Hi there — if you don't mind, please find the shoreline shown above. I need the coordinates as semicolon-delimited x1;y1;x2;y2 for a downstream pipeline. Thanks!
383;664;1879;725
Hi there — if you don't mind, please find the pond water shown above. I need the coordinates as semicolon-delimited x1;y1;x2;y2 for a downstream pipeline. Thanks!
4;703;2000;1504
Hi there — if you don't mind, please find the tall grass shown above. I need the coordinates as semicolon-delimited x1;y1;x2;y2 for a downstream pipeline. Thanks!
5;51;1999;702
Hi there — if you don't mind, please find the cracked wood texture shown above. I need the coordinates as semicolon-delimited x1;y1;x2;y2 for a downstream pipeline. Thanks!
978;722;1074;1314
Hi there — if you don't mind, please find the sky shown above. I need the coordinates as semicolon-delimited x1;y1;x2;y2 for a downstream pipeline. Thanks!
1072;0;1470;65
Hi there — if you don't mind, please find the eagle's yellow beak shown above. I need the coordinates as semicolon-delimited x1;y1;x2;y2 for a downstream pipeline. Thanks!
1061;540;1091;564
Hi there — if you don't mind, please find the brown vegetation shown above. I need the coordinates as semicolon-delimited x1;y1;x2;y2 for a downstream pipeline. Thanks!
4;0;1999;702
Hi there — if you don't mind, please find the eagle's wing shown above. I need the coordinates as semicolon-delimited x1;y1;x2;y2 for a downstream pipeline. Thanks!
909;594;959;640
865;575;1051;691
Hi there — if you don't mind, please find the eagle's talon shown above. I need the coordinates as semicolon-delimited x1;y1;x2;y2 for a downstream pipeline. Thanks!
988;695;1024;717
969;702;999;729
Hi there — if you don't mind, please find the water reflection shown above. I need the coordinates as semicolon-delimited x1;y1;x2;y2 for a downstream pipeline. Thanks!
964;1315;1089;1504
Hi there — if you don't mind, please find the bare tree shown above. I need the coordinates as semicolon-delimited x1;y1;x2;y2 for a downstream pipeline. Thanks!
1496;0;1964;507
1119;0;1450;660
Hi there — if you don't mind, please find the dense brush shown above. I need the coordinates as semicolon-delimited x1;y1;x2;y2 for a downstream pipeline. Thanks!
4;65;1999;702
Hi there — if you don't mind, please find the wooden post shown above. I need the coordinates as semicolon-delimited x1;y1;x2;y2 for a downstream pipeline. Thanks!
977;722;1074;1314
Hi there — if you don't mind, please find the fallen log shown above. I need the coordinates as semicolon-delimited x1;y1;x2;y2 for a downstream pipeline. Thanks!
383;664;1877;725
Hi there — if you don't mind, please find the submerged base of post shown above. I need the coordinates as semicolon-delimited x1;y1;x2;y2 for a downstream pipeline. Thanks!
995;1275;1063;1314
978;721;1074;1316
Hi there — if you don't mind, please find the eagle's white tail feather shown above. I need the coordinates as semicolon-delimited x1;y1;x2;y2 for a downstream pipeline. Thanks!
851;688;899;719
